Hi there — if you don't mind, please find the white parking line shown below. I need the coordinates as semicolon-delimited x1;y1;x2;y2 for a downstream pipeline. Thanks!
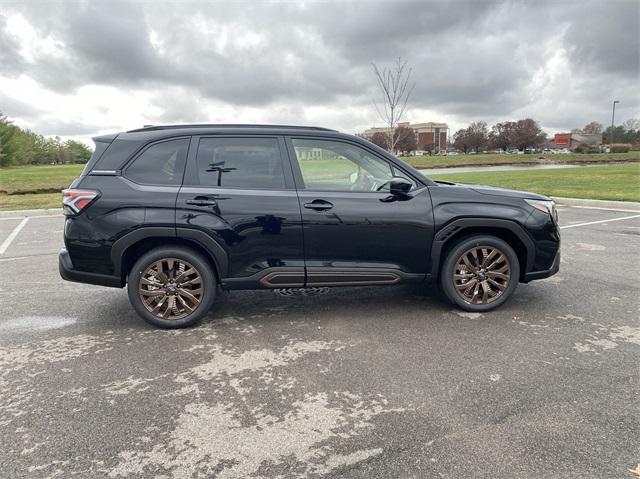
560;214;640;230
0;217;29;255
0;214;63;221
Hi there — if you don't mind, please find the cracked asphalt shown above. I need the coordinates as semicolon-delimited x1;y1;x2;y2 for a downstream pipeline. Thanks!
0;206;638;478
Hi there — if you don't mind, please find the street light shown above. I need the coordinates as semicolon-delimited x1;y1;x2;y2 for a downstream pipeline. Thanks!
611;100;620;147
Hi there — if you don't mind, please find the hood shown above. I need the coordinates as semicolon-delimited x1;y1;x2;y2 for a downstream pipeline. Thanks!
435;180;550;201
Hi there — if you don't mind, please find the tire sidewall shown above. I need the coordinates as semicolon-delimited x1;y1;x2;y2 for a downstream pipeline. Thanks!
440;235;520;312
127;247;216;328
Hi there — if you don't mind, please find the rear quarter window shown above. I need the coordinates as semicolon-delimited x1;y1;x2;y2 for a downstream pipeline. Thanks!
124;138;189;186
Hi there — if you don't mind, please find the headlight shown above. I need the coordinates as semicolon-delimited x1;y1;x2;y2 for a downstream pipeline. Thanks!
525;199;557;222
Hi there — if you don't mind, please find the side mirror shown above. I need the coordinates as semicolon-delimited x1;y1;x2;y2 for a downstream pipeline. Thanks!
389;177;413;197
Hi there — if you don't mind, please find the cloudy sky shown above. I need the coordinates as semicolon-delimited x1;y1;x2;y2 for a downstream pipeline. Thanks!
1;0;638;145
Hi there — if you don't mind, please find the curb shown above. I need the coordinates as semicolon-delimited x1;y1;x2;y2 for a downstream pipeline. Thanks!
0;208;63;218
551;197;640;212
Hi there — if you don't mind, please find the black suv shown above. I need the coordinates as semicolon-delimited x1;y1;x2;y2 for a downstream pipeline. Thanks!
59;124;560;328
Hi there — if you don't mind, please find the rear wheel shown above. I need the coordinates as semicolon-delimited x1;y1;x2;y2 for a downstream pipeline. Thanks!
127;246;216;328
440;235;519;312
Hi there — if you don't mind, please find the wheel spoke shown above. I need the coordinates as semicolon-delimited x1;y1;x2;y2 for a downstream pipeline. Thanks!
487;254;507;271
163;296;176;318
150;297;166;314
481;249;498;268
153;261;169;283
455;278;477;291
140;277;163;287
471;283;480;303
175;267;196;283
179;276;202;287
139;289;166;297
487;272;509;280
487;278;506;291
453;273;474;280
481;280;489;303
177;288;201;305
177;295;195;313
461;254;475;270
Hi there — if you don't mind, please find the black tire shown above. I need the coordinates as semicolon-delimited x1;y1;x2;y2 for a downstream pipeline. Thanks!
127;246;216;329
440;235;519;312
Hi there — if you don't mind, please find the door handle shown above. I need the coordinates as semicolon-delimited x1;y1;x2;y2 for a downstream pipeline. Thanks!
304;200;334;211
186;198;217;207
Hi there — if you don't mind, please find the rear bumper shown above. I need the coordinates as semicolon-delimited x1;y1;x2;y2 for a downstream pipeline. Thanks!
523;250;560;282
59;248;123;288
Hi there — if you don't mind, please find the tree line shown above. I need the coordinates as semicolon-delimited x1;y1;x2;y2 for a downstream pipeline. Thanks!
0;113;93;167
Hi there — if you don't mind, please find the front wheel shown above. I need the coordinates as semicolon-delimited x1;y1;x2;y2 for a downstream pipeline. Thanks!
440;235;520;312
127;246;216;328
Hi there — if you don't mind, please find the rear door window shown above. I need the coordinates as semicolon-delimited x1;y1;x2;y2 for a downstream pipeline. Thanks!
125;138;189;186
193;137;286;189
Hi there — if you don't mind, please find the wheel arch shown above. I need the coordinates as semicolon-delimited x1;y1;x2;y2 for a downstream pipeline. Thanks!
112;228;228;283
431;219;535;282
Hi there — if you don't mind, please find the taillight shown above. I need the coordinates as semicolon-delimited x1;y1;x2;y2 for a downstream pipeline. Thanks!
62;189;99;215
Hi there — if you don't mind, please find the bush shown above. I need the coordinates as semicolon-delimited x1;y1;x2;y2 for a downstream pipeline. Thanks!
610;143;631;153
574;144;599;154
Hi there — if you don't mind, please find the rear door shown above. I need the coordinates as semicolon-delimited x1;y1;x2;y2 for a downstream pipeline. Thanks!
175;136;305;288
286;136;434;286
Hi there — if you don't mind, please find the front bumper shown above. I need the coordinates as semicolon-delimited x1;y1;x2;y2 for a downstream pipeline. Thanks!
59;248;123;288
523;250;560;282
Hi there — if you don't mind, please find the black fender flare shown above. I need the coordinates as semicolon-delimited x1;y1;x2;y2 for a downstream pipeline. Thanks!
430;218;536;278
111;227;229;279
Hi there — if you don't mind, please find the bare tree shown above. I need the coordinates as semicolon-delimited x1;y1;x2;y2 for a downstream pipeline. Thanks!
372;57;415;153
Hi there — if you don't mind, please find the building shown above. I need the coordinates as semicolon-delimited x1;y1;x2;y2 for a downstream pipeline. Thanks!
552;132;602;150
361;122;448;153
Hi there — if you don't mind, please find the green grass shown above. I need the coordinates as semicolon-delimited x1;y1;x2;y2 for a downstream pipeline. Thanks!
0;164;84;194
429;163;640;202
0;192;62;211
402;151;640;169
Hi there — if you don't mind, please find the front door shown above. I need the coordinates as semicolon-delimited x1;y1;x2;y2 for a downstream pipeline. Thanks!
286;137;434;286
176;136;305;288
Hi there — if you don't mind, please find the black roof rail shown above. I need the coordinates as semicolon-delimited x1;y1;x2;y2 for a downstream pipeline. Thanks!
126;124;337;133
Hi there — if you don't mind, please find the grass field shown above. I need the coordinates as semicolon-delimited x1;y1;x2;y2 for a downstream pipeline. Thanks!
1;154;639;210
0;164;84;194
430;163;640;202
403;151;639;169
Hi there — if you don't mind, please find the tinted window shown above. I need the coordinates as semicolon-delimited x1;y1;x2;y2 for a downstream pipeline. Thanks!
125;139;188;185
292;139;397;192
194;137;285;189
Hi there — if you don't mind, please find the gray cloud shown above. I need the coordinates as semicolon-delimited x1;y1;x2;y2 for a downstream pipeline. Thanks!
1;0;638;136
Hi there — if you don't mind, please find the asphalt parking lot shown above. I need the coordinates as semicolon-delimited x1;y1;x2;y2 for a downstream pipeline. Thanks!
1;207;639;479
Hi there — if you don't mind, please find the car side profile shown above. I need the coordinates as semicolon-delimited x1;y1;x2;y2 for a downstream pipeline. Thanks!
59;124;560;328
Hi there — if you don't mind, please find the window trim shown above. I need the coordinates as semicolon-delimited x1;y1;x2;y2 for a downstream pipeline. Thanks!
122;137;190;187
285;136;418;193
182;135;294;191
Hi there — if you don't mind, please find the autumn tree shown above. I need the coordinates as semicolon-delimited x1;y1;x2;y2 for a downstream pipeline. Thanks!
452;128;472;154
511;119;546;150
489;121;516;152
393;125;417;154
369;131;390;150
466;121;489;153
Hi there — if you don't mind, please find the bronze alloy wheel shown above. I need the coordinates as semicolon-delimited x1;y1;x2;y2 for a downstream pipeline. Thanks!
138;258;203;320
452;246;511;305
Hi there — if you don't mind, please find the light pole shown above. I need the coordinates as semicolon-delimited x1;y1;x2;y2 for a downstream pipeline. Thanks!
610;100;620;147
